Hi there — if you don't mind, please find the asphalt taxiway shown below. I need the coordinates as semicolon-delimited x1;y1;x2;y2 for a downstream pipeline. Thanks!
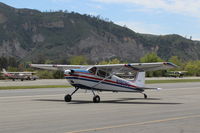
0;79;68;86
1;77;200;86
0;82;200;133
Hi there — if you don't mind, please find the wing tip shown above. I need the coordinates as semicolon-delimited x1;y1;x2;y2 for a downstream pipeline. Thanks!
163;62;178;68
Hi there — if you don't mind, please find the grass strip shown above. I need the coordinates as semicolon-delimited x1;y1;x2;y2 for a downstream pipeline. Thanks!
0;85;71;90
146;79;200;84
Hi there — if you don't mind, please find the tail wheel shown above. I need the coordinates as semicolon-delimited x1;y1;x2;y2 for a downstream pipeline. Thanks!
93;95;100;103
144;94;147;99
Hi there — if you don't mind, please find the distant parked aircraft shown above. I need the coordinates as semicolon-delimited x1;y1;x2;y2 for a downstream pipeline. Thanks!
166;71;187;78
30;62;177;103
1;69;38;81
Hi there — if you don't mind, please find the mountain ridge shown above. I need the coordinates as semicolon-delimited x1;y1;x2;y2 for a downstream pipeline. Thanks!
0;2;200;63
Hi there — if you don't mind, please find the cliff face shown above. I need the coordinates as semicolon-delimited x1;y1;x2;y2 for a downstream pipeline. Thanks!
0;2;200;63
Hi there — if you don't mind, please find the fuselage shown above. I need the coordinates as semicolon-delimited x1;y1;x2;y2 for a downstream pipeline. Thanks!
64;69;144;93
3;73;37;80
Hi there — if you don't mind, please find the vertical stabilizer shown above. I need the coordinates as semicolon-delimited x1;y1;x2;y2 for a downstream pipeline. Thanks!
133;71;145;87
2;68;7;73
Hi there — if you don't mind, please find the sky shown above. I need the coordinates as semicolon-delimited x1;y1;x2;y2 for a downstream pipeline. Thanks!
1;0;200;40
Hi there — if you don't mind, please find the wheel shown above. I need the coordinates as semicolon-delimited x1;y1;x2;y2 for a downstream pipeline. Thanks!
64;94;72;102
93;95;100;103
144;94;147;99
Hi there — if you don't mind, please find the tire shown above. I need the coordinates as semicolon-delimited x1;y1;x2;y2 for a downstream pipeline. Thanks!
93;95;100;103
64;94;72;102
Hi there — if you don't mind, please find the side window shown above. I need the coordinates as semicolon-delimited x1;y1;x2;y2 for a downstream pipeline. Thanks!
88;67;97;75
97;70;110;78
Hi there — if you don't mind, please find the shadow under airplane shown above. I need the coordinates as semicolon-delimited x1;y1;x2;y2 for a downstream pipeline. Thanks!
34;97;182;105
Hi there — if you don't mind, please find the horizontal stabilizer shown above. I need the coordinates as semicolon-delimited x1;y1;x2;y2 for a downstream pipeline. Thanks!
140;87;162;90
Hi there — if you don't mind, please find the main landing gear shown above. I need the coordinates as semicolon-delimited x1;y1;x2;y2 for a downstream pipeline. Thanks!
91;89;100;103
92;94;100;103
64;87;101;103
93;95;100;103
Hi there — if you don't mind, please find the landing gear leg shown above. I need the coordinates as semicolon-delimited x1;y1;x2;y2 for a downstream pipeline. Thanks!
142;93;147;99
92;90;100;103
64;87;79;102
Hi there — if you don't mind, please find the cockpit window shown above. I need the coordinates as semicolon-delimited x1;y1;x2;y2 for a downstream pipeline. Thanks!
88;67;97;74
89;67;110;78
97;70;110;78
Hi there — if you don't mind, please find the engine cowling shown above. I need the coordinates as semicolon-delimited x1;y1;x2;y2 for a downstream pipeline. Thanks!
64;69;75;75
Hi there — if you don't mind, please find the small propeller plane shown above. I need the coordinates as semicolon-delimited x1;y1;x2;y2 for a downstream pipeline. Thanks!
1;69;38;81
30;62;177;103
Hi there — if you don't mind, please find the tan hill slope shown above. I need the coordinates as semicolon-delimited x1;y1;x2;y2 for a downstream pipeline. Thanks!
0;2;200;63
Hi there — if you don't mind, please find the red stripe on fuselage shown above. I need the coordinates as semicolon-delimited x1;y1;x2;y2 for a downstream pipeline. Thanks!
74;71;94;75
64;74;137;88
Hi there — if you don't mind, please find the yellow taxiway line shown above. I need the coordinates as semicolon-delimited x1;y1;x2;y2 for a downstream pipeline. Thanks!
67;114;200;133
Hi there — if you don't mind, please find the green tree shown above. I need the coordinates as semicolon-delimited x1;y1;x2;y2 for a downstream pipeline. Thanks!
168;56;182;66
168;56;182;70
98;58;121;65
0;57;8;69
98;60;108;65
45;59;54;64
36;70;54;79
53;70;64;79
184;61;200;76
108;58;121;64
140;53;164;77
140;52;163;63
8;57;18;67
69;56;88;65
18;64;25;71
7;66;18;72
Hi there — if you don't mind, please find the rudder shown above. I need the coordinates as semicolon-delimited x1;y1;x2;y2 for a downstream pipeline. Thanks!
133;71;145;87
2;68;7;73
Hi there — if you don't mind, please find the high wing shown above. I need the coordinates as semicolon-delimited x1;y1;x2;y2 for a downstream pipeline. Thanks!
3;72;36;74
92;62;177;73
1;69;36;74
30;62;177;72
30;64;91;71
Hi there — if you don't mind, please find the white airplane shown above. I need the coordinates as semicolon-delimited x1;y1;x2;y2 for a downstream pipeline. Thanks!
1;69;38;81
30;62;177;103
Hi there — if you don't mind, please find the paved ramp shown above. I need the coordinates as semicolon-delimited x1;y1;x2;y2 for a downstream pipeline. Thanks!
0;82;200;133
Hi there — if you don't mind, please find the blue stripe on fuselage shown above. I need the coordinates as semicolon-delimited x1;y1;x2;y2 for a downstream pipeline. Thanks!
65;76;143;92
72;69;90;73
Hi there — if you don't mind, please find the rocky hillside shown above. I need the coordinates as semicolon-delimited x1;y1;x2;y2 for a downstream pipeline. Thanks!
0;2;200;63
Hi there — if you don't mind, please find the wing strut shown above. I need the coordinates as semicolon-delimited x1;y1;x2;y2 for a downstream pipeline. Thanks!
91;66;125;89
89;66;125;103
64;87;79;102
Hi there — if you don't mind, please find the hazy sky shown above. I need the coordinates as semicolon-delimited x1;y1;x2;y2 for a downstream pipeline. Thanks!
1;0;200;40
